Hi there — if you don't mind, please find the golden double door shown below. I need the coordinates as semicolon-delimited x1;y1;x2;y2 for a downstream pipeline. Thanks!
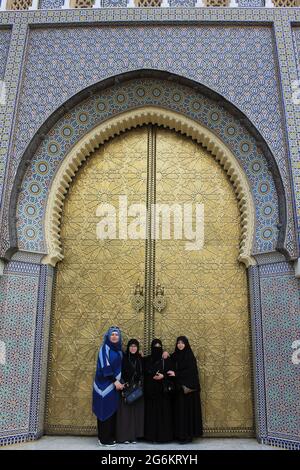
45;125;254;436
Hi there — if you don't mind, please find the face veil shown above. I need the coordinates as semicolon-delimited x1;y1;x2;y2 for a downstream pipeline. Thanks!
150;338;163;362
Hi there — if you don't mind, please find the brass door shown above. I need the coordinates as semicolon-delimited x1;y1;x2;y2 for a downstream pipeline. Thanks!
45;125;254;436
154;127;254;436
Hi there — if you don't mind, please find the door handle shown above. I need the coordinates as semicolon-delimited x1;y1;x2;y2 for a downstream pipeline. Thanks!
131;280;144;313
152;282;167;313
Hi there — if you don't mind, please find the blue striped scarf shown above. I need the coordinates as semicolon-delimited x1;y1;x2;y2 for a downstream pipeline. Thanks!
92;328;123;421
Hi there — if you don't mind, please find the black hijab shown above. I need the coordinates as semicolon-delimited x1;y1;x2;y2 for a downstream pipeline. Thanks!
122;338;142;383
150;338;163;363
126;338;140;358
171;336;200;390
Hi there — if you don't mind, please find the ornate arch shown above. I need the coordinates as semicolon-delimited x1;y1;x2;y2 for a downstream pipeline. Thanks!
15;76;282;263
41;106;256;268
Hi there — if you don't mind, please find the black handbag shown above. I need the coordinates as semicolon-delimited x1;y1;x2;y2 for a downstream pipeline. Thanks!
163;378;176;394
122;379;143;405
122;364;143;405
162;359;176;394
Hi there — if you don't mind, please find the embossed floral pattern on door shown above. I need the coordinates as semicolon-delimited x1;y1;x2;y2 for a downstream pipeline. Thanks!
45;126;253;436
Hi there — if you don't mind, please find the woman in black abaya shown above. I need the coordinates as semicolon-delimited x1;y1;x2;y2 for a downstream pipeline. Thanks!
116;339;144;443
171;336;203;443
143;338;175;443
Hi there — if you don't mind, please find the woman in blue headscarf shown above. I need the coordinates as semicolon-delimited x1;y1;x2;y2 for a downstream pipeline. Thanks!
92;326;124;447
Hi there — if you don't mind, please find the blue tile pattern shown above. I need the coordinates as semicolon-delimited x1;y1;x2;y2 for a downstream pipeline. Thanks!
16;78;280;254
0;6;300;452
102;0;128;5
0;9;298;262
169;0;196;6
39;0;64;7
238;0;265;5
0;261;40;444
10;25;287;184
259;262;300;446
0;29;11;80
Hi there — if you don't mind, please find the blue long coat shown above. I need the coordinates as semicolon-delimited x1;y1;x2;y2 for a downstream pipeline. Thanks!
92;343;123;422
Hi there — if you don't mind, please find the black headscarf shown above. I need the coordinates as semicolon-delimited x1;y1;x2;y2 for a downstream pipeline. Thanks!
150;338;163;363
173;336;193;357
122;338;143;383
126;338;140;357
171;336;200;390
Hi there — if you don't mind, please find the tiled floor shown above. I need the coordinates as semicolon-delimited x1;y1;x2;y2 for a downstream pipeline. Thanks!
2;436;277;450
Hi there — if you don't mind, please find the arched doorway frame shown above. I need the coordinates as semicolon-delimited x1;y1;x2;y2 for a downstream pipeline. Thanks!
7;74;292;445
42;106;256;269
5;71;294;262
44;115;256;437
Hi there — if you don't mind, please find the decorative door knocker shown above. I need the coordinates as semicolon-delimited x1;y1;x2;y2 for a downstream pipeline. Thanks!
153;282;167;313
131;280;144;313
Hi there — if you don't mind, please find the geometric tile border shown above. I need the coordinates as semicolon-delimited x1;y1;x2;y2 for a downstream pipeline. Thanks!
259;261;300;449
248;259;300;450
0;260;54;447
0;261;40;446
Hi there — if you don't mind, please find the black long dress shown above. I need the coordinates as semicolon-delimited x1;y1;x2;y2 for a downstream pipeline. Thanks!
171;336;203;443
143;339;175;443
116;340;144;443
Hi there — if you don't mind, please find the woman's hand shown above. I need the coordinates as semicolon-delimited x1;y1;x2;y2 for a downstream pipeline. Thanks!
114;380;125;390
153;373;164;381
167;370;175;377
162;351;169;359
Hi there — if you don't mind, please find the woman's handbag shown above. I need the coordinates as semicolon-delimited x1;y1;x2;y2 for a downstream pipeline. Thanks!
122;380;143;405
161;359;176;394
163;378;176;394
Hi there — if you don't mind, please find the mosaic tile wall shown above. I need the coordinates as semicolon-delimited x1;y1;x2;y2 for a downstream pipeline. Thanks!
169;0;196;6
9;25;289;187
238;0;265;5
0;29;11;80
102;0;128;5
16;78;280;254
259;262;300;448
0;10;299;262
1;0;272;8
291;26;300;228
0;261;40;445
0;6;300;450
1;22;296;258
39;0;64;7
